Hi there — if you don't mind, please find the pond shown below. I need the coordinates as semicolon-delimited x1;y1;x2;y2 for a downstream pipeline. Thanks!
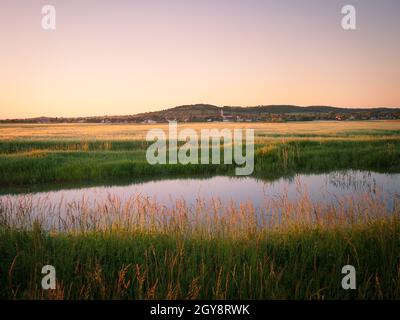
1;170;399;215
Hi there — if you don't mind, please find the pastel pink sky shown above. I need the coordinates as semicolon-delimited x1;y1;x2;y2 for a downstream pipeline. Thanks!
1;0;399;118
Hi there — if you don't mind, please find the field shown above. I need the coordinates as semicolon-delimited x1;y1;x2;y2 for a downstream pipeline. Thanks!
1;121;400;141
1;121;400;299
1;121;400;189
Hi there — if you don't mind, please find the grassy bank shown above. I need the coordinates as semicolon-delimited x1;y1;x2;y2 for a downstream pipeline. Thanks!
1;218;399;299
0;139;399;188
1;189;399;299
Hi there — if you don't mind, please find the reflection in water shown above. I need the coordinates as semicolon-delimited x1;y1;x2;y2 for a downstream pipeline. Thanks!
0;170;399;224
326;171;377;192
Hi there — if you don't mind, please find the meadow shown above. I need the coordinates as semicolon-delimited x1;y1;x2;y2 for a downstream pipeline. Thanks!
1;121;400;189
1;121;400;299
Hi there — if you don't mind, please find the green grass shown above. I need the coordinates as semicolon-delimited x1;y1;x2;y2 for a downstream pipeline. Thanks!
1;133;399;300
0;139;399;188
255;140;400;174
1;218;399;299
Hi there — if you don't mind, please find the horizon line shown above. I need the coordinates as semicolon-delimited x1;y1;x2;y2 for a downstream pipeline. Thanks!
1;103;400;121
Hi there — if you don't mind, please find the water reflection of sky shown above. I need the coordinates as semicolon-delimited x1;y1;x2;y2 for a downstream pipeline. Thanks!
0;170;399;211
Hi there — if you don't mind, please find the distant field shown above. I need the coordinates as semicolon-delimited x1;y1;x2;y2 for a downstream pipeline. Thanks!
1;120;400;141
1;121;400;299
0;121;400;188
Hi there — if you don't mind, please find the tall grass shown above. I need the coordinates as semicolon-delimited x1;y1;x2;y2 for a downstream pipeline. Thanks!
1;190;399;299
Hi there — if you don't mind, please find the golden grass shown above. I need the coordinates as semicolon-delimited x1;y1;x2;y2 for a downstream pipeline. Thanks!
1;184;399;299
1;120;400;141
1;186;395;238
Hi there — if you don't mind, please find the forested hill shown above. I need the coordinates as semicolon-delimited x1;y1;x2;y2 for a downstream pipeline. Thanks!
2;104;400;123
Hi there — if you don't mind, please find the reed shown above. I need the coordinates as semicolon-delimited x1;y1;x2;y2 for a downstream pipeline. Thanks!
1;190;399;299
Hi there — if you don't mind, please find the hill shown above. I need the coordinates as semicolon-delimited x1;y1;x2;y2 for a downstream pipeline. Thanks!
1;104;400;123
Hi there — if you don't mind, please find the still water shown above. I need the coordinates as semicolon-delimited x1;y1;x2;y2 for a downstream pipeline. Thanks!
1;170;399;213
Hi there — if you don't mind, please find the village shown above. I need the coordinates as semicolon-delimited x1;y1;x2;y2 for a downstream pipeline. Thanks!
1;104;399;124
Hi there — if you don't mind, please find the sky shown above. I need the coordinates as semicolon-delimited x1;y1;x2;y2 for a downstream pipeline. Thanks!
0;0;399;119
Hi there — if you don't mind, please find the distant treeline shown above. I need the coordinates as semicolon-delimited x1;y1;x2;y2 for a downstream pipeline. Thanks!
2;104;400;123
